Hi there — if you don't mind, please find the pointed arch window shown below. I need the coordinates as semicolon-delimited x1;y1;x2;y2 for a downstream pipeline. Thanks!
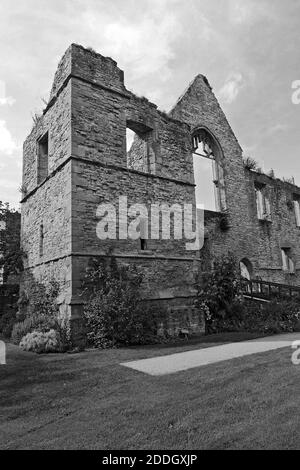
192;129;226;212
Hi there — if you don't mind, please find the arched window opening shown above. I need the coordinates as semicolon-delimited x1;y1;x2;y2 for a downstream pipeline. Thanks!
192;129;226;212
240;258;253;280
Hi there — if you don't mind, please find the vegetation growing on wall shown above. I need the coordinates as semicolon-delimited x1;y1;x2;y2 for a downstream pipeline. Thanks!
243;156;259;171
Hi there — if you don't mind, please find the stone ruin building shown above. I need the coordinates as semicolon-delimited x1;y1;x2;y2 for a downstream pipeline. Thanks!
21;44;300;343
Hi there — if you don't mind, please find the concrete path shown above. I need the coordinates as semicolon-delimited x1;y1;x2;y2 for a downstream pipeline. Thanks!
121;333;300;376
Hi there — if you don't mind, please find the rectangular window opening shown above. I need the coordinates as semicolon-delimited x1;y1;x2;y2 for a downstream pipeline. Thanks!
140;239;147;251
139;216;149;251
281;248;295;274
39;223;44;258
255;184;271;221
293;196;300;227
126;121;155;174
37;132;49;184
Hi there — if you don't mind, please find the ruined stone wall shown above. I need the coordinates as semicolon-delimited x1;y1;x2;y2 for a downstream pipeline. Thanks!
21;71;73;319
170;74;300;285
71;159;199;303
21;43;300;345
22;44;205;339
21;162;72;312
244;170;300;285
69;47;201;336
170;75;255;267
22;164;71;264
23;83;72;195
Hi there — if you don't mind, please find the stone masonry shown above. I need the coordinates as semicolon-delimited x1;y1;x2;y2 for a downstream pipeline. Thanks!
21;44;300;344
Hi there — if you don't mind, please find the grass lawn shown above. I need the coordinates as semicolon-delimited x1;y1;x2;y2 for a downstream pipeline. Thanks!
0;332;299;450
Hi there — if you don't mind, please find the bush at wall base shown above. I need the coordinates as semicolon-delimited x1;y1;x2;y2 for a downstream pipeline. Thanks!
19;329;62;354
82;257;168;348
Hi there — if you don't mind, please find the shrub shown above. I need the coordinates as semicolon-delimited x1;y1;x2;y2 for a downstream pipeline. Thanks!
83;258;167;348
0;284;19;338
0;310;17;338
196;254;300;335
196;253;242;333
243;156;258;171
202;297;300;335
12;279;71;351
19;330;62;354
246;300;300;334
11;312;57;345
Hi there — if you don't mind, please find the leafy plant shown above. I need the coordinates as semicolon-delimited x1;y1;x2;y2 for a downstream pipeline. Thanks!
196;253;300;334
243;156;258;171
11;311;56;345
19;330;62;354
19;184;28;197
12;279;71;350
195;253;242;334
0;202;23;279
0;310;17;338
82;258;167;348
213;300;300;335
19;279;60;319
0;283;19;338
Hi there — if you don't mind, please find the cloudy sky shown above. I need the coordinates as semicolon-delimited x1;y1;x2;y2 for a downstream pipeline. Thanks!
0;0;299;209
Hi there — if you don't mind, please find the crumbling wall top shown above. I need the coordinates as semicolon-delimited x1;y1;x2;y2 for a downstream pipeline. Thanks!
50;44;126;100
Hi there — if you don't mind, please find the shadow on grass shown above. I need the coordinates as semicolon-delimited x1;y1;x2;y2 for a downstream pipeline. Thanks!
125;332;269;352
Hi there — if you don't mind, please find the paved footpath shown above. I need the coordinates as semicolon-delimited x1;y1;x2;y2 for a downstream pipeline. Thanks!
121;332;300;376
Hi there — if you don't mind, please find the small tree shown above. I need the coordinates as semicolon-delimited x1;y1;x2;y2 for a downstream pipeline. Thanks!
196;253;242;333
0;202;23;280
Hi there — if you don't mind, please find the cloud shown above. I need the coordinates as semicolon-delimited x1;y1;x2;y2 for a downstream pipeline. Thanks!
228;0;275;25
218;72;245;104
267;123;288;135
0;120;18;155
0;96;15;106
82;5;182;85
229;0;253;24
0;80;15;106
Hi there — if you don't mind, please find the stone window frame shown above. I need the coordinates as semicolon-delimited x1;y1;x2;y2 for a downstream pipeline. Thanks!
192;126;227;213
293;194;300;227
281;247;295;274
254;182;271;222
